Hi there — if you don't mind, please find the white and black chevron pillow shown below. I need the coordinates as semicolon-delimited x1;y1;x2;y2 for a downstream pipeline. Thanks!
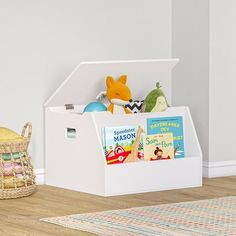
125;100;144;113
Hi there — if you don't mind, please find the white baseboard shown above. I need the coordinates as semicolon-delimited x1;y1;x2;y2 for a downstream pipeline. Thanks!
34;168;45;185
203;161;236;178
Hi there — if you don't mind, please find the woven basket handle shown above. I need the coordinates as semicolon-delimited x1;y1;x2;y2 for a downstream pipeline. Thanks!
21;122;32;140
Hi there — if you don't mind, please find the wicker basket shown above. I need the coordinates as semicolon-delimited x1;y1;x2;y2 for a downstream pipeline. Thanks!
0;123;36;199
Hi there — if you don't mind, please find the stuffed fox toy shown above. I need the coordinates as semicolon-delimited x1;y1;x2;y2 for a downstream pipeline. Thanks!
106;75;132;114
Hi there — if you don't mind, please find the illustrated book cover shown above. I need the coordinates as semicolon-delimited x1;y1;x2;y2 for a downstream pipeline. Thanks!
102;125;144;165
143;133;174;161
147;116;184;158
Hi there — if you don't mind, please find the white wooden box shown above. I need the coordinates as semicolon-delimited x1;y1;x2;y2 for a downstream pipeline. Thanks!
44;59;202;196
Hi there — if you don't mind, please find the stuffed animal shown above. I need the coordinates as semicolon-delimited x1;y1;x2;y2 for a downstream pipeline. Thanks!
141;82;169;112
106;75;132;114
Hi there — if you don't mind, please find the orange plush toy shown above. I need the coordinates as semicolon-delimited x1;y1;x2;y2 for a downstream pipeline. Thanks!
106;75;132;114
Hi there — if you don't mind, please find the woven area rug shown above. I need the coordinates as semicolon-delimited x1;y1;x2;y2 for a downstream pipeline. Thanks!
41;196;236;236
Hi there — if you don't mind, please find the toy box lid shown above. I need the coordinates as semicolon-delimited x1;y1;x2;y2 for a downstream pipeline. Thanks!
44;59;179;108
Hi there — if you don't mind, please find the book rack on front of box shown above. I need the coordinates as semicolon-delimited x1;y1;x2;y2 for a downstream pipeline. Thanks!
44;59;202;196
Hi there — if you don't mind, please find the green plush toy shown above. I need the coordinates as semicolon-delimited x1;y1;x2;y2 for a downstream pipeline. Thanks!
141;82;169;112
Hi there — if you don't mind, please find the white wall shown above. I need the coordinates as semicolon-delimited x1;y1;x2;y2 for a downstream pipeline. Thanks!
172;0;236;174
0;0;171;169
172;0;210;161
209;0;236;162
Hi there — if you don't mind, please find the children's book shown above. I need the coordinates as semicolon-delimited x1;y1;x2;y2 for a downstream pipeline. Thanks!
102;125;144;165
147;116;184;158
143;133;174;161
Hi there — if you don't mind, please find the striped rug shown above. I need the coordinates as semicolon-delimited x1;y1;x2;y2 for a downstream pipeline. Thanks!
41;196;236;236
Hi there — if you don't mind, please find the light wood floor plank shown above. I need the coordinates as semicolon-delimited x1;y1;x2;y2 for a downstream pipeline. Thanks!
0;177;236;235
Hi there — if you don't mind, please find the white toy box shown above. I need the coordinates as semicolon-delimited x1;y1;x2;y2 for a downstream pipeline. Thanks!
44;59;202;196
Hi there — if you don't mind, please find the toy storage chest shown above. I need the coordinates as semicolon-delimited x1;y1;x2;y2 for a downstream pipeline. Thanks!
44;59;202;196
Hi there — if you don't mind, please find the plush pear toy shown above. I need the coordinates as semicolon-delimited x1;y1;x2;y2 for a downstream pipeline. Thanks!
141;82;169;112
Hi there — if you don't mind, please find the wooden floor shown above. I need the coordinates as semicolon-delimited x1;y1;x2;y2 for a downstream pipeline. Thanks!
0;177;236;236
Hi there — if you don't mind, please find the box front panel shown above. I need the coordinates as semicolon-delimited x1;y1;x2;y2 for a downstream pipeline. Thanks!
105;157;202;196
